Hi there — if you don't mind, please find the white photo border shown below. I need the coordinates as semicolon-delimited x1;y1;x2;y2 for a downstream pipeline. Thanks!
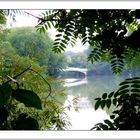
0;1;140;139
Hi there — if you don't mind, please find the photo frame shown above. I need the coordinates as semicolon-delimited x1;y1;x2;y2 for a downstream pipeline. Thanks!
0;1;140;140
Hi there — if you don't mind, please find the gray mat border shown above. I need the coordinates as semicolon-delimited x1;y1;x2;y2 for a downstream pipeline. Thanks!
0;0;140;1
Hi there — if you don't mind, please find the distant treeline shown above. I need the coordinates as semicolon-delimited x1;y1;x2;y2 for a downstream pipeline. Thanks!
65;51;140;77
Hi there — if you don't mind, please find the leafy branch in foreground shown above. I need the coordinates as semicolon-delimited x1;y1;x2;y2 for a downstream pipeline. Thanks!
92;77;140;130
2;65;69;130
0;65;59;130
0;66;44;129
34;10;140;74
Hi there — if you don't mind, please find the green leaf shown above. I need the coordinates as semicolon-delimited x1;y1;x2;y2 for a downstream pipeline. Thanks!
104;119;113;128
97;127;101;130
95;123;102;126
131;89;140;92
61;39;67;45
95;100;101;110
52;46;62;53
47;22;51;28
57;29;64;32
119;89;130;95
125;78;133;81
56;34;62;37
44;24;48;30
119;81;131;86
0;83;12;107
60;42;66;49
90;126;96;130
106;99;111;109
82;36;87;44
95;98;101;101
12;89;42;109
63;35;70;41
110;115;115;119
108;92;114;98
41;26;45;33
113;98;117;106
65;31;72;36
100;124;109;130
132;80;140;84
113;110;119;114
133;77;140;80
59;46;65;51
67;28;74;34
93;54;101;61
101;100;106;109
102;93;107;99
131;84;140;88
54;40;60;45
119;85;130;91
114;91;120;97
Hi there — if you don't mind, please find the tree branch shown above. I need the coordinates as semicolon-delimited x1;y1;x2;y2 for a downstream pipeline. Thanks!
39;13;82;24
24;11;42;20
24;10;82;27
5;66;31;84
29;68;52;98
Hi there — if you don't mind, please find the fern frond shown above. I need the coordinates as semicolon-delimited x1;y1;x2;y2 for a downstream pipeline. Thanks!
111;54;125;74
52;21;76;53
88;47;104;63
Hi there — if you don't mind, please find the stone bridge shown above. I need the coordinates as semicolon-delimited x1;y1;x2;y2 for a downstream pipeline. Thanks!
63;67;88;79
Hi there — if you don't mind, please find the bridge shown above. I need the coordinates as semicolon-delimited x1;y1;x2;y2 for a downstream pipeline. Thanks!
63;67;88;79
62;67;88;87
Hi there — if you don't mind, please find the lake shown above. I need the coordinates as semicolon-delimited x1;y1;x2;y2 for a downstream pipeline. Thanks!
61;69;126;130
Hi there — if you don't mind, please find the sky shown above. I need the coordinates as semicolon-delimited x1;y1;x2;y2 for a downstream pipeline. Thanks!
8;10;88;53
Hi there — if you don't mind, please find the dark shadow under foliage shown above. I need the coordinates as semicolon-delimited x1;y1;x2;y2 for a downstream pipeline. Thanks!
0;67;41;130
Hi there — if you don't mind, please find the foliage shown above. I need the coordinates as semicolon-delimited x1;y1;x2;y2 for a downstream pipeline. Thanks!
30;9;140;130
92;77;140;130
0;26;70;130
0;58;69;130
12;89;42;109
0;10;7;26
0;10;21;29
3;9;140;130
7;27;67;77
0;78;41;130
65;51;88;68
36;10;140;74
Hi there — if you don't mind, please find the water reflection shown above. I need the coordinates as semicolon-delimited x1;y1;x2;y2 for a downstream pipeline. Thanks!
61;68;125;130
64;95;109;130
64;78;88;87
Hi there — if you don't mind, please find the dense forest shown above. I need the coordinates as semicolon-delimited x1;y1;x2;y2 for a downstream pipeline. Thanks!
1;9;140;130
0;25;70;130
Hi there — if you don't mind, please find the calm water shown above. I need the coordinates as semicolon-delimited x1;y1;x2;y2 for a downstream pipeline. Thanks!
63;74;125;130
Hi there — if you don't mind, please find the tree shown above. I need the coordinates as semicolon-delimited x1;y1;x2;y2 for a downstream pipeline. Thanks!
65;51;88;68
2;9;140;130
92;77;140;130
35;10;140;74
0;12;70;130
0;10;20;30
32;9;140;130
0;38;42;129
0;34;70;130
7;27;67;77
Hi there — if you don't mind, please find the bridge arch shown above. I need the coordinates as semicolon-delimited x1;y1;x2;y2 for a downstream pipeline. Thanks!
63;67;88;79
